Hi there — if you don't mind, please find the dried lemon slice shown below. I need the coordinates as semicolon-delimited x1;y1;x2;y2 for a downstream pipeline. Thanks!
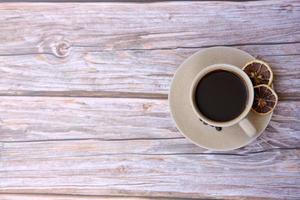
252;84;278;115
243;60;273;86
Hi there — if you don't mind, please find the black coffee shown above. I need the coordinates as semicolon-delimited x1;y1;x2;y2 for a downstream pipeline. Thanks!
195;70;248;122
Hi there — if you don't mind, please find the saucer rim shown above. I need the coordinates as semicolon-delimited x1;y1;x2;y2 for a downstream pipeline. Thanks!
168;46;272;151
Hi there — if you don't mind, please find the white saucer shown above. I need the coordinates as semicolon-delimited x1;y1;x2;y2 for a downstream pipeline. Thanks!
169;47;272;151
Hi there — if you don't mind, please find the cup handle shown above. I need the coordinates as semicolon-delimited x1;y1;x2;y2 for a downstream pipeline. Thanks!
238;118;256;137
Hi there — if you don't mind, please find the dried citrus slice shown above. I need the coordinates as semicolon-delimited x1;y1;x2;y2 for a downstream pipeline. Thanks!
243;60;273;86
252;84;278;115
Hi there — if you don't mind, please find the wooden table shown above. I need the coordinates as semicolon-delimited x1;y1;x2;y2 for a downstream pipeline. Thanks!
0;1;299;199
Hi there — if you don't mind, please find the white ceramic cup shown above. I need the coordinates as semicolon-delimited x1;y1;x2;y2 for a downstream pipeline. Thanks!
190;64;256;137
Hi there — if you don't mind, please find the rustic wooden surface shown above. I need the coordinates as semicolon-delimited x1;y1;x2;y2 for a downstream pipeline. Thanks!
0;1;299;200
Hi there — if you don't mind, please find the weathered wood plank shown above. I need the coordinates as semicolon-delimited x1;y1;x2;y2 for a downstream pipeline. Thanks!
0;97;299;153
0;141;299;199
0;1;299;99
0;44;299;100
0;97;299;198
0;97;181;142
1;1;300;51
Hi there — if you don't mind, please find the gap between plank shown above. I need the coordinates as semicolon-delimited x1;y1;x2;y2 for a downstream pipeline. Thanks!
0;137;299;156
0;193;208;200
26;147;300;157
0;137;185;143
0;90;298;101
0;91;168;100
74;41;300;51
1;41;300;57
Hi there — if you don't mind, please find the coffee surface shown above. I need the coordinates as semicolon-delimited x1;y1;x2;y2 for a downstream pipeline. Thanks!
195;70;248;122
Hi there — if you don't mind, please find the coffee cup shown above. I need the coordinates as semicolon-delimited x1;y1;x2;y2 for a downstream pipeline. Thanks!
190;64;256;137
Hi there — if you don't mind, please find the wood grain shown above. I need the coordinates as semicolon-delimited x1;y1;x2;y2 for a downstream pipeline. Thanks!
1;142;299;199
0;97;299;152
0;1;300;199
0;1;300;99
0;97;299;199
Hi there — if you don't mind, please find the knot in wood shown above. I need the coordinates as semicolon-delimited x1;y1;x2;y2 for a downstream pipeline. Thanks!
52;41;71;58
